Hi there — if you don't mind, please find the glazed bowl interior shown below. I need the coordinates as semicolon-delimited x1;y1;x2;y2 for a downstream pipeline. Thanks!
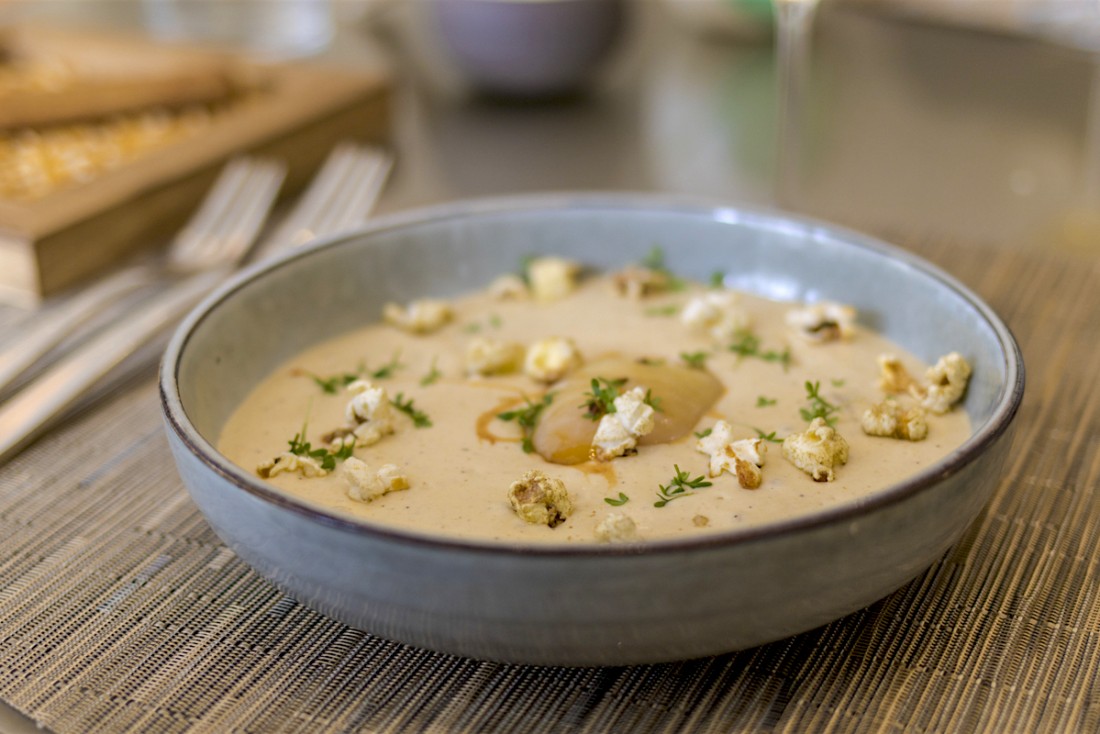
162;195;1023;665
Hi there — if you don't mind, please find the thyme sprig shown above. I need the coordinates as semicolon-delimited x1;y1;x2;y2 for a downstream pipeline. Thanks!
580;377;627;421
681;351;709;369
643;388;663;413
305;351;403;392
728;330;791;369
605;492;630;507
640;246;686;291
799;381;838;427
367;351;404;380
287;422;355;471
753;428;783;444
392;393;432;428
756;395;777;407
420;357;442;386
308;370;359;395
497;392;555;453
654;465;712;508
519;254;536;284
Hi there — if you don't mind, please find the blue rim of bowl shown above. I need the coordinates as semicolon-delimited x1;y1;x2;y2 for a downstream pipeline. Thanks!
160;193;1026;558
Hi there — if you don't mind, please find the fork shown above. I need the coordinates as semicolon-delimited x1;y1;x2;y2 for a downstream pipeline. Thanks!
0;143;394;462
0;158;287;393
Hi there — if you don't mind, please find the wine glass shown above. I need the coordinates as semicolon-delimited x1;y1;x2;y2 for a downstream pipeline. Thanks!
774;0;822;208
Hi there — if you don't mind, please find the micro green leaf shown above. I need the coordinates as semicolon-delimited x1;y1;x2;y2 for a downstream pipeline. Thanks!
654;464;712;507
799;380;838;427
497;392;555;453
680;351;709;369
420;357;442;386
392;393;432;428
580;377;627;421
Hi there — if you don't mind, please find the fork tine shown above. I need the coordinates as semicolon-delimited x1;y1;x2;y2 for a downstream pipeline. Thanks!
167;158;254;270
300;148;393;242
298;142;380;231
255;144;392;258
329;152;393;231
258;142;360;254
180;159;286;268
207;162;287;267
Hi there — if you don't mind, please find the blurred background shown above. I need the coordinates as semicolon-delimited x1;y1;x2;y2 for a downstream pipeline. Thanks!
3;0;1100;255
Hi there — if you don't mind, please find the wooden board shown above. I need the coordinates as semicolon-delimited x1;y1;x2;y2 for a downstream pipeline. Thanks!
0;25;391;306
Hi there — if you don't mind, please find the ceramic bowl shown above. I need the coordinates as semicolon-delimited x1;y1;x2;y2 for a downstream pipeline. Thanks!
160;194;1024;666
431;0;626;97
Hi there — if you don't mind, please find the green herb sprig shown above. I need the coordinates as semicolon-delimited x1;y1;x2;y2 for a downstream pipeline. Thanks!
694;427;713;439
306;351;402;392
654;465;712;507
681;351;709;369
643;389;663;413
497;393;555;453
753;428;783;444
308;371;359;395
756;395;777;407
580;377;627;421
286;423;355;471
799;381;838;427
368;351;404;380
519;254;536;284
728;331;791;369
641;246;686;291
605;492;630;507
420;357;442;386
392;393;432;428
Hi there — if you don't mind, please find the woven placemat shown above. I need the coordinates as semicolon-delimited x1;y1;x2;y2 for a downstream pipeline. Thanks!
1;239;1097;733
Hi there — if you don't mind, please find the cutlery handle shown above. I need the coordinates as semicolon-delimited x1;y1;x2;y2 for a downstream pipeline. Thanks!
0;269;227;462
0;264;158;393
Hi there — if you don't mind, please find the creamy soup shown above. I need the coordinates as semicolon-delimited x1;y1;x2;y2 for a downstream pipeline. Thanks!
218;261;971;545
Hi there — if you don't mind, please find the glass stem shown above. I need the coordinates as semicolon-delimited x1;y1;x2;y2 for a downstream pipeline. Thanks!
775;0;821;209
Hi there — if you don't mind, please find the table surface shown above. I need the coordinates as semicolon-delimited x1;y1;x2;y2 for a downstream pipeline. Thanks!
1;2;1099;733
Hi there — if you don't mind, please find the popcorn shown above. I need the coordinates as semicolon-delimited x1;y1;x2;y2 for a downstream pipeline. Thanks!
257;452;327;479
594;512;639;543
681;291;751;342
913;352;971;414
591;386;656;461
524;337;583;383
878;351;971;413
782;417;850;482
341;458;410;503
343;380;396;446
695;420;767;488
861;400;928;441
786;301;857;343
526;257;581;302
508;470;573;527
383;299;453;334
877;353;918;394
465;337;524;376
488;273;529;301
610;265;669;299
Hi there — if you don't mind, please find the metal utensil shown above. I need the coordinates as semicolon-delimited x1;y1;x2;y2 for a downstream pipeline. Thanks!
0;158;286;393
0;144;393;462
